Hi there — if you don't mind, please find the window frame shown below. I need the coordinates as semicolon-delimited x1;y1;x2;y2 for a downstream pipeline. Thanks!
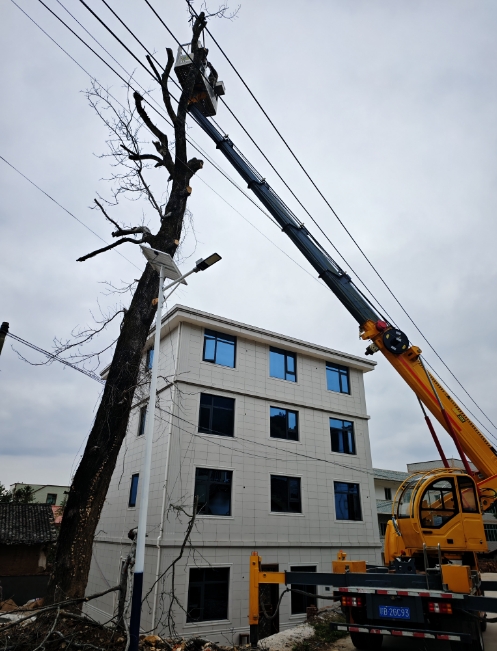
329;418;356;455
326;362;350;394
46;493;57;505
384;487;392;501
202;328;237;368
137;405;147;437
269;347;297;383
186;566;231;624
198;392;235;437
194;467;234;517
269;406;299;441
128;473;139;508
334;481;362;521
419;478;459;529
270;474;303;514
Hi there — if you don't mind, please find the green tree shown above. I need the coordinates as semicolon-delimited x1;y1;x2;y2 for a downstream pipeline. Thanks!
0;483;12;503
12;485;35;503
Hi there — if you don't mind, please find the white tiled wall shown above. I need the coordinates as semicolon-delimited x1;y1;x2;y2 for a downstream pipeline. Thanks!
87;310;381;636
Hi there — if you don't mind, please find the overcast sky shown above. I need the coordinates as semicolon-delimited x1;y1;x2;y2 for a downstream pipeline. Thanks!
2;0;497;488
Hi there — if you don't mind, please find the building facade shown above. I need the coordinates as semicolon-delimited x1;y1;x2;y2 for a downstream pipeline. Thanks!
86;305;380;639
9;484;69;506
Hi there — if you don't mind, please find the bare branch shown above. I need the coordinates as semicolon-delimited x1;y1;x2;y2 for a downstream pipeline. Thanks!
77;237;148;262
133;91;167;144
161;48;178;125
153;140;175;176
111;226;151;237
94;198;121;230
186;157;204;182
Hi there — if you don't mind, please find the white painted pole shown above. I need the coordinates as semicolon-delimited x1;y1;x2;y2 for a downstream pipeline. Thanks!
129;263;165;649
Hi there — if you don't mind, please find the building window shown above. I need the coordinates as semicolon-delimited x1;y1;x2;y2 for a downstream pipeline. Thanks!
137;406;147;437
379;522;388;536
290;566;316;614
198;393;235;437
270;407;299;441
203;329;236;368
326;362;349;394
195;468;233;516
384;487;392;501
330;419;355;455
334;482;362;521
128;474;139;507
271;476;302;513
269;347;297;382
146;348;154;370
187;567;230;622
485;523;497;543
46;494;57;505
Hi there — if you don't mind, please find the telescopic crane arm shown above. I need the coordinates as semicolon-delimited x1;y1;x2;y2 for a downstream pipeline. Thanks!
177;56;497;508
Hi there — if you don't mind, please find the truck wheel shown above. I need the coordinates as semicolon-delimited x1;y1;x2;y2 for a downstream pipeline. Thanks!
350;632;383;650
450;620;484;651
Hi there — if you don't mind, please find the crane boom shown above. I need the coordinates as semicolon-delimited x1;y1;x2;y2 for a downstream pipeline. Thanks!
187;97;497;505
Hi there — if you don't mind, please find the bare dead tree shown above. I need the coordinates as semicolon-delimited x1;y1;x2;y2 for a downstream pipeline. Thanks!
46;11;211;605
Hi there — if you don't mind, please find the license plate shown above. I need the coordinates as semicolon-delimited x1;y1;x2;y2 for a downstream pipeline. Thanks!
379;605;411;620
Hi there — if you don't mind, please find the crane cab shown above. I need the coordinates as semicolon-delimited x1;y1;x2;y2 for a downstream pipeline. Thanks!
174;44;225;117
384;468;487;567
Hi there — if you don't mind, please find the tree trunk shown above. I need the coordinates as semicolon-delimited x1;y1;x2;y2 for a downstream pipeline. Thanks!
46;10;208;603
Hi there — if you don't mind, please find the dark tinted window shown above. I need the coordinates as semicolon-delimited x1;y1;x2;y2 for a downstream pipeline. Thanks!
203;329;236;368
195;468;233;516
199;393;235;437
128;474;139;507
384;487;392;501
271;476;302;513
137;406;147;437
290;566;316;614
270;347;297;382
330;419;355;455
187;567;230;622
326;363;349;394
334;482;362;520
146;348;154;370
270;407;299;441
46;494;57;505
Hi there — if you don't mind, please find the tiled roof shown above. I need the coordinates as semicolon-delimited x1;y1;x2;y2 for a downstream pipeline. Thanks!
376;499;394;515
0;504;58;545
373;468;409;482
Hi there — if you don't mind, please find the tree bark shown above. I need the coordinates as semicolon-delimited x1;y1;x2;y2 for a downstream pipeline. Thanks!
46;11;208;604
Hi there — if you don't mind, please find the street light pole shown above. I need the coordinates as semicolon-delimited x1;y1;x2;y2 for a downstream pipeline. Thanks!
129;249;221;650
129;263;165;650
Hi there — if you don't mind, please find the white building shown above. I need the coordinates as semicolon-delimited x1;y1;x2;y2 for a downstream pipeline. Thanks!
86;305;380;640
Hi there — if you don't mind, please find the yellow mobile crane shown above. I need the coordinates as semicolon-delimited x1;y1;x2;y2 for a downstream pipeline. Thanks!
174;46;497;650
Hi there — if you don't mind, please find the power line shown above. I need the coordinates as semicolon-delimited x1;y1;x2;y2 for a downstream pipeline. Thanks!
0;154;141;272
177;5;497;435
18;0;497;434
7;331;105;384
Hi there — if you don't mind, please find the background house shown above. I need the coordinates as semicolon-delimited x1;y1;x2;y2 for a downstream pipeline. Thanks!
373;468;409;543
0;503;57;605
9;484;69;506
86;305;380;640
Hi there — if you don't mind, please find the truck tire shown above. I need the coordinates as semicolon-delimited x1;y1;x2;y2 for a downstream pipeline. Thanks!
350;632;383;650
450;620;484;651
